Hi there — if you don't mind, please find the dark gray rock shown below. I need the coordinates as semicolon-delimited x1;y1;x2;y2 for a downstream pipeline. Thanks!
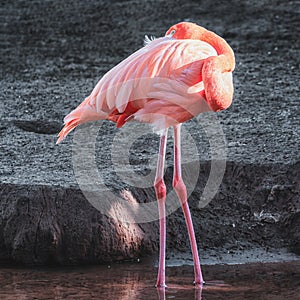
0;0;299;265
0;183;159;265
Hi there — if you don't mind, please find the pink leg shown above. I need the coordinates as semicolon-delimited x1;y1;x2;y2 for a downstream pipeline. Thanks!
172;124;204;286
154;128;168;288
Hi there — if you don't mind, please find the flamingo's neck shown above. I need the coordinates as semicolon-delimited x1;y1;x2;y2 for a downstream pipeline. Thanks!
202;30;235;72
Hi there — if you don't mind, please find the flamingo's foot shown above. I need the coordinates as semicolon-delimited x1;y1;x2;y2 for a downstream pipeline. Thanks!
194;278;205;288
155;276;167;288
155;281;167;288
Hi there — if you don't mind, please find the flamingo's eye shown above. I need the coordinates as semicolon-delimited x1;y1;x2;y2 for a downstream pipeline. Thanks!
170;29;176;35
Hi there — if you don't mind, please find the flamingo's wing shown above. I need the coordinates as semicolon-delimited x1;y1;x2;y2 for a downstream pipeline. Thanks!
57;37;217;143
88;37;217;115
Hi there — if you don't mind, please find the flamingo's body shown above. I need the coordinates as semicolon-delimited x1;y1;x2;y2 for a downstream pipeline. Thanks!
57;22;235;288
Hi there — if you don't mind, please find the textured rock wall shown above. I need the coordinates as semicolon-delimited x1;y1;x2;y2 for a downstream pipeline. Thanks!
0;162;298;265
0;0;299;265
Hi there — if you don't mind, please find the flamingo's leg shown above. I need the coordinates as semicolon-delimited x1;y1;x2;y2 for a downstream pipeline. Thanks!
154;128;168;288
172;124;204;286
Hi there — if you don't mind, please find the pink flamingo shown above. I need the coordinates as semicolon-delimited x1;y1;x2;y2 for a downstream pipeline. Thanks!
57;22;235;288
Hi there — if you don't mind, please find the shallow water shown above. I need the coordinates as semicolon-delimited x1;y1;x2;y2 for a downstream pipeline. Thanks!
0;260;299;300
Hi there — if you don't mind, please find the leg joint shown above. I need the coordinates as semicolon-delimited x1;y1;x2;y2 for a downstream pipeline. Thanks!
173;178;187;203
154;179;167;200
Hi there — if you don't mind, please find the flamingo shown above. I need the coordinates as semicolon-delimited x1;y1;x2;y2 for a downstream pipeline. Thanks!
57;22;235;288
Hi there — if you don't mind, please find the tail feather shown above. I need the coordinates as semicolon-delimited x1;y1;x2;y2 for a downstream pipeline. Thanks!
56;117;80;144
56;97;108;144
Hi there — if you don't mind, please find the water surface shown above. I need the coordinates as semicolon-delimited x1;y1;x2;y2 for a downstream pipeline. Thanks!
0;260;299;299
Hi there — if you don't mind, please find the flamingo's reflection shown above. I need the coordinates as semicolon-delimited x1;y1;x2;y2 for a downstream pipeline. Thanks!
157;286;203;300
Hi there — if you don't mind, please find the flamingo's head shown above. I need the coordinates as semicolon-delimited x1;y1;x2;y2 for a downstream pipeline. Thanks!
165;22;206;40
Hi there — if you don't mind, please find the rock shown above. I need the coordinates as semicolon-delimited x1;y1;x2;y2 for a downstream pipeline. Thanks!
0;184;157;265
0;162;298;265
0;0;299;265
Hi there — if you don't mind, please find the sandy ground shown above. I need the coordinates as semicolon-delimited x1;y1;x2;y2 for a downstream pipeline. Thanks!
0;0;299;265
